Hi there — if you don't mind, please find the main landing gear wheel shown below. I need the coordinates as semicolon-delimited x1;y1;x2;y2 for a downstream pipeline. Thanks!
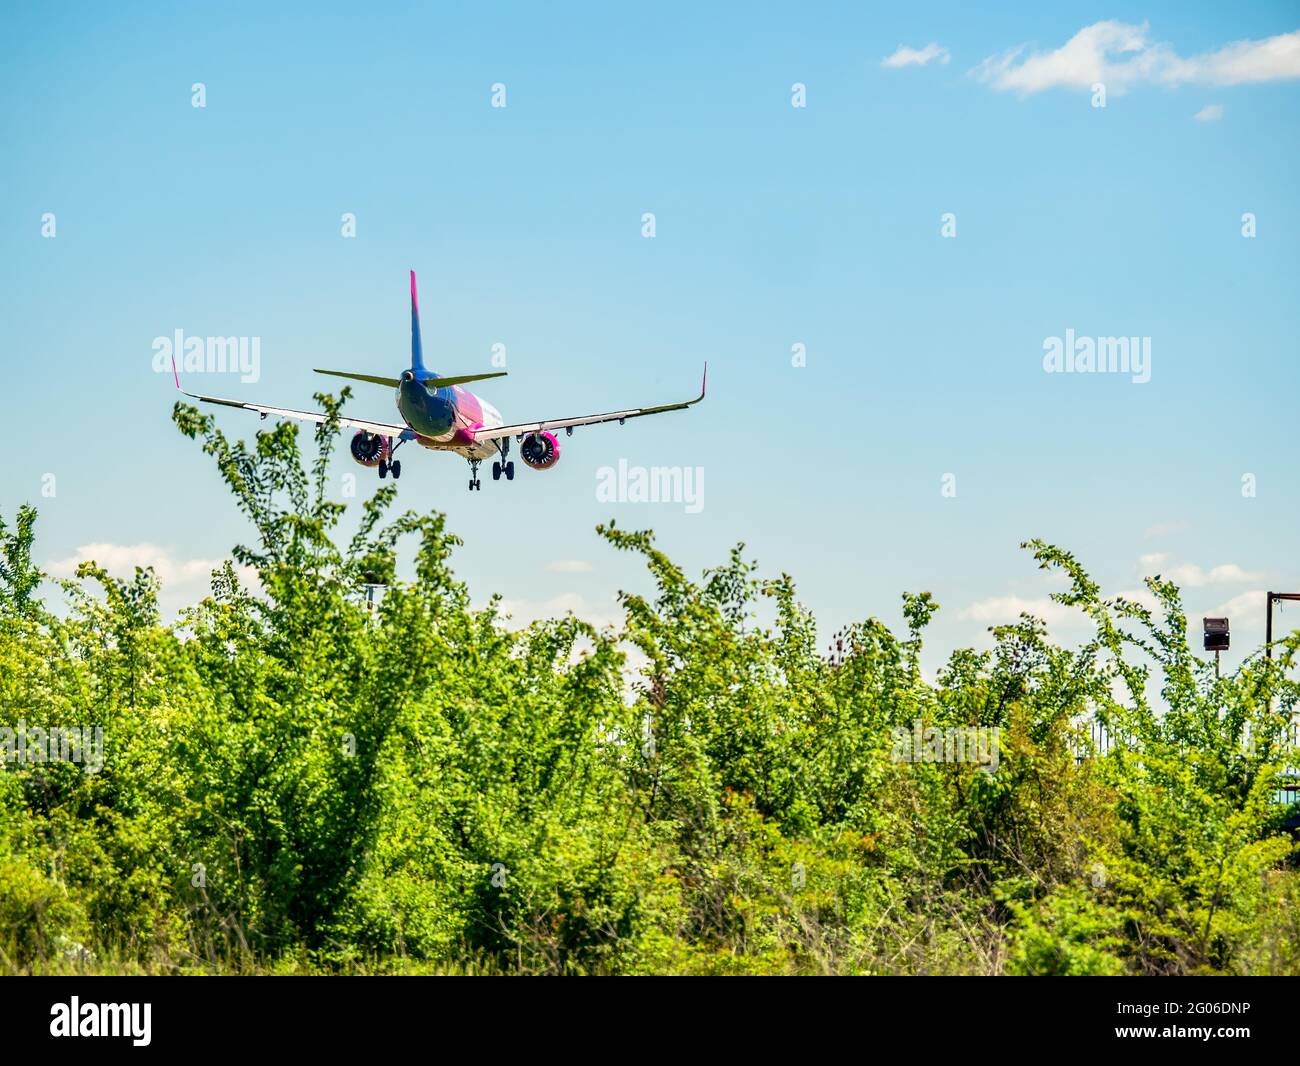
377;436;402;480
492;441;516;483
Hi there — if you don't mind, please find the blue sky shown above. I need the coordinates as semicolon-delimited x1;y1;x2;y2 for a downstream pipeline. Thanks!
1;1;1297;674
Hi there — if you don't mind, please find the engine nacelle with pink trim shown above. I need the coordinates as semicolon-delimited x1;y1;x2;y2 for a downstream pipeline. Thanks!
350;430;390;468
520;431;561;470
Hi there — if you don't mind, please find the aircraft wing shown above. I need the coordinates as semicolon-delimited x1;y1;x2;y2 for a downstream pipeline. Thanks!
472;364;707;442
181;389;425;442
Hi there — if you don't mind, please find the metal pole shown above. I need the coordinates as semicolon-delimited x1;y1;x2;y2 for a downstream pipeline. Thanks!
1267;591;1274;660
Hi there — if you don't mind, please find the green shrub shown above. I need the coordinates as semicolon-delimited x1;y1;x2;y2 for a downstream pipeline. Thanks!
0;395;1295;974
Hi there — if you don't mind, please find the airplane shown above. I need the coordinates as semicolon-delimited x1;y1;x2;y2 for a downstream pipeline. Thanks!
176;271;706;490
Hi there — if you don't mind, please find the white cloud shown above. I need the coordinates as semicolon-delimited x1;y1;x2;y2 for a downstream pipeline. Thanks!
492;592;623;631
544;560;593;574
45;542;259;618
961;567;1260;628
1211;589;1267;622
956;595;1079;625
974;21;1300;94
1116;587;1163;614
882;42;951;69
1194;103;1225;121
46;543;249;589
1153;562;1264;588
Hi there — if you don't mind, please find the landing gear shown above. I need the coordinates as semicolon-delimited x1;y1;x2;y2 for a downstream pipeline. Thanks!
468;458;482;491
491;440;515;483
376;436;403;480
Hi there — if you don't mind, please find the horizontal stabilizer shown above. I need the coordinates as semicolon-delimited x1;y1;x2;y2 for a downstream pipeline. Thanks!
314;369;402;388
314;369;507;390
422;371;508;389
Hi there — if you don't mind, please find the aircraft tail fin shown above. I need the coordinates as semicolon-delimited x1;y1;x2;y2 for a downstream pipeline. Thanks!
311;272;507;391
410;269;426;375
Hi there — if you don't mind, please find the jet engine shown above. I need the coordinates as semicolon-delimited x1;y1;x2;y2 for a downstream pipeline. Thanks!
350;430;389;468
520;431;561;470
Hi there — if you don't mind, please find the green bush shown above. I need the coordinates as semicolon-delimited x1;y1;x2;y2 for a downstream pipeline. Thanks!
0;393;1296;974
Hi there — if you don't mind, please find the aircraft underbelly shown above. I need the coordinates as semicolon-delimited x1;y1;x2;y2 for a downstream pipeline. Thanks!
406;390;503;459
